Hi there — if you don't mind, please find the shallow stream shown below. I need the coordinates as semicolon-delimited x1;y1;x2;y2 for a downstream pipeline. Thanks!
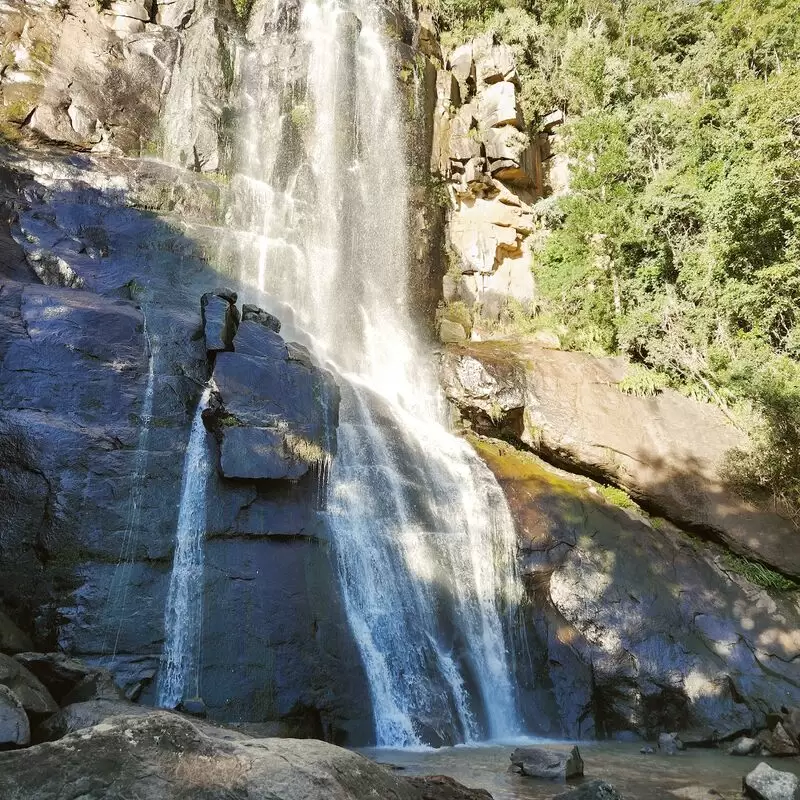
361;741;800;799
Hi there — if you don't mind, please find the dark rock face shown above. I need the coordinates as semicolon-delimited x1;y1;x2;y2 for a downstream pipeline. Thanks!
201;289;239;353
440;342;800;578
471;437;800;741
0;151;369;742
0;711;485;800
0;654;58;720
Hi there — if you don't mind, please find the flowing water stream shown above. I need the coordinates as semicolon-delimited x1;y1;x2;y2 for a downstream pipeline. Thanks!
157;385;212;708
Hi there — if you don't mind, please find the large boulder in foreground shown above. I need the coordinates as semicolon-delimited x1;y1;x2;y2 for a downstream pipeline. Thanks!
743;762;799;800
0;711;482;800
439;341;800;578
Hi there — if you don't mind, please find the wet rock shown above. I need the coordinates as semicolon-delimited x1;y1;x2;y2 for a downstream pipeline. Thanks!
743;762;799;800
0;653;58;720
0;710;445;799
0;685;29;746
0;610;33;655
405;775;493;800
201;289;239;353
758;723;800;757
640;745;656;754
553;781;621;800
241;303;281;333
231;320;288;360
730;736;760;756
510;745;583;780
178;696;207;718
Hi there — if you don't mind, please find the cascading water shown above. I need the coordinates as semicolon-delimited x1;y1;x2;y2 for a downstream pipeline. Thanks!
157;385;212;708
227;0;527;746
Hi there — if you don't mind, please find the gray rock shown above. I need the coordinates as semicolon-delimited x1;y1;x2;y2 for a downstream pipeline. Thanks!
0;685;29;746
0;610;33;655
439;319;467;343
34;698;150;743
178;697;207;718
201;290;239;353
758;723;799;757
232;320;288;360
0;653;58;719
0;710;461;799
731;736;760;756
241;303;281;333
553;781;621;800
743;762;799;800
12;653;115;704
510;745;583;780
219;426;309;481
640;745;656;754
405;775;492;800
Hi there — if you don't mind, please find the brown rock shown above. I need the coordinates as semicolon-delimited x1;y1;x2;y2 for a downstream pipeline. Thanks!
757;723;799;756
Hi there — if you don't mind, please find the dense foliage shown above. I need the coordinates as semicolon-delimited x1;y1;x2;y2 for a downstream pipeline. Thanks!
434;0;800;525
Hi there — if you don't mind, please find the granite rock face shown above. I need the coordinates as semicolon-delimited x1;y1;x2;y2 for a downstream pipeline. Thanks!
0;151;368;743
441;341;800;579
471;435;800;741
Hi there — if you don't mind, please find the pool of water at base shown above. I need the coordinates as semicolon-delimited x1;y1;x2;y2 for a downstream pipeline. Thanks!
358;741;800;800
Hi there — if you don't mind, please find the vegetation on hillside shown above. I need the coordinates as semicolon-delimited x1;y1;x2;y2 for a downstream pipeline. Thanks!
433;0;800;525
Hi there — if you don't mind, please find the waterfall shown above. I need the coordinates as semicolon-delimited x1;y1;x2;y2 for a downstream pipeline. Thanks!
157;385;212;708
229;0;526;746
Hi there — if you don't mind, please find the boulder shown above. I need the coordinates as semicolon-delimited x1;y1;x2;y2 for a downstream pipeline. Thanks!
439;319;468;343
0;610;33;654
0;685;29;746
510;745;583;780
553;781;621;800
658;732;685;755
12;653;117;704
0;711;483;799
201;289;239;353
730;736;760;756
405;775;493;800
0;653;58;719
778;707;800;747
178;696;207;718
34;698;150;743
232;320;288;360
758;723;799;756
241;303;281;333
743;762;799;800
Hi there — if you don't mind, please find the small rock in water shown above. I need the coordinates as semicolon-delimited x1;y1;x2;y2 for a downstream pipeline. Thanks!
658;732;685;755
730;736;760;756
509;745;583;780
178;697;207;718
552;779;621;799
640;745;655;754
743;762;799;800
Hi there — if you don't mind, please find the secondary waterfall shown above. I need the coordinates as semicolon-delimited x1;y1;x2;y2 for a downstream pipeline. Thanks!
157;385;212;708
228;0;526;746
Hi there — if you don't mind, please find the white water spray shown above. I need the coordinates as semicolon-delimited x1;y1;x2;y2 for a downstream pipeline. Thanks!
227;0;526;746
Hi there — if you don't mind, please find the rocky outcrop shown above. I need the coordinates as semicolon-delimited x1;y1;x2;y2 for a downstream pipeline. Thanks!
471;435;800;741
0;710;486;799
0;150;369;742
440;341;800;578
431;35;564;323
